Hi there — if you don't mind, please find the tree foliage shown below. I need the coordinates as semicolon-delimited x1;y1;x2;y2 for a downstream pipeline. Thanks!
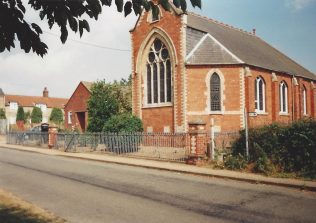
87;80;119;132
49;108;64;124
0;108;6;119
112;75;132;113
31;106;42;124
0;0;201;56
103;113;143;132
24;111;31;123
16;106;25;122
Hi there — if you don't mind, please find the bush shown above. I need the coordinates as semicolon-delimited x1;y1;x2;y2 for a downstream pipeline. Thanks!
231;119;316;178
49;108;63;124
31;107;42;124
279;119;316;177
103;113;143;133
0;108;6;119
16;106;25;122
224;154;247;170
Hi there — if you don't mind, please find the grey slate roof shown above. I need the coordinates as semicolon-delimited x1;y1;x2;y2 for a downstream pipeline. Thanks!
0;88;4;96
186;32;240;65
186;13;316;80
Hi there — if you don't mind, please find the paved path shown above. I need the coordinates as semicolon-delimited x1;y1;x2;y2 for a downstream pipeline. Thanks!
1;142;316;191
1;147;316;223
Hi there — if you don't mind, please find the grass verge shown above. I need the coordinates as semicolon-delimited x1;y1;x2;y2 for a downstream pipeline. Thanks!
0;189;65;223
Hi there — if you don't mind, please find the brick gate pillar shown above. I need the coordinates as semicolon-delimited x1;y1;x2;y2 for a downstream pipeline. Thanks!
187;120;207;165
48;126;58;149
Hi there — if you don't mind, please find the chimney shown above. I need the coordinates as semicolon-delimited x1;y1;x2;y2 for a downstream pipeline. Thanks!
43;87;49;97
252;28;256;35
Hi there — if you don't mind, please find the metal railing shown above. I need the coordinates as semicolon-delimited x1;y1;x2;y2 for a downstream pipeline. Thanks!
6;132;190;162
6;132;49;147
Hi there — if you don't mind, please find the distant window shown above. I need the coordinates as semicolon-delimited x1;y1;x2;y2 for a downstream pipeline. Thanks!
68;111;72;124
255;76;265;112
210;73;221;111
36;103;47;112
9;102;18;110
279;81;288;113
302;86;307;115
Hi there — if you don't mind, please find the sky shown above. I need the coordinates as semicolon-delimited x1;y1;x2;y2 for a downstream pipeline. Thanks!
0;0;316;98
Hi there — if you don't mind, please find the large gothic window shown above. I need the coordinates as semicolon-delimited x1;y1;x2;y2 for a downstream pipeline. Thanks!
146;39;172;105
255;76;266;112
210;73;221;111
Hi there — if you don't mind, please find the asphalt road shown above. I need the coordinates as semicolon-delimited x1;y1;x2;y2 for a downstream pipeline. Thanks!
0;147;316;223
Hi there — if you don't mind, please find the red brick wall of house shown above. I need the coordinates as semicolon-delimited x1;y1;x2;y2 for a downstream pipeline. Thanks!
131;6;183;132
245;67;316;129
64;83;91;131
186;65;243;132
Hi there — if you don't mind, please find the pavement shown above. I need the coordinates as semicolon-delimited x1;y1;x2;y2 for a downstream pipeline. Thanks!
0;137;315;192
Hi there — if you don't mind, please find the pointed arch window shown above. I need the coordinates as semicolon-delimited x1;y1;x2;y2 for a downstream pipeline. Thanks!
279;81;288;113
146;39;172;105
255;76;266;112
210;73;221;111
302;86;307;115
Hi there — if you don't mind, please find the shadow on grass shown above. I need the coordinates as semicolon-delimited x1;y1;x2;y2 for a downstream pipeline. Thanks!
0;204;51;223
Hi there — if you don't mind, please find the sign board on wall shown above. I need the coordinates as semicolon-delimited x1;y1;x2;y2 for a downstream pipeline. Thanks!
248;112;257;117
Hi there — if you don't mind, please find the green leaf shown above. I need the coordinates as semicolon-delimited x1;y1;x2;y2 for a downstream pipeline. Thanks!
190;0;201;8
132;0;142;15
160;0;171;11
82;19;90;32
180;0;187;11
173;0;181;8
100;0;112;6
60;26;68;44
143;0;151;11
124;1;132;17
115;0;124;12
150;2;159;19
31;23;42;34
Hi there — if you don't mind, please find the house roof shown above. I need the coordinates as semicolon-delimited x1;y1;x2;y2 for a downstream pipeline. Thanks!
81;81;93;92
5;95;68;108
0;88;4;96
64;81;93;108
186;13;316;80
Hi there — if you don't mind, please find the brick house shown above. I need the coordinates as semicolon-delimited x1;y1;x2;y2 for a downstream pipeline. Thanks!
2;87;67;128
64;81;93;132
131;4;316;133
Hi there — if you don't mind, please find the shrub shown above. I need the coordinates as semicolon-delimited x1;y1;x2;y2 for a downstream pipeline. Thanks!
0;108;6;119
224;154;247;170
31;107;42;124
16;106;25;122
279;119;316;177
103;113;143;133
49;108;63;124
231;119;316;178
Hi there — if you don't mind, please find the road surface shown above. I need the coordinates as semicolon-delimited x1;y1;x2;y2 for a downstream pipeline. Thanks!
0;147;315;223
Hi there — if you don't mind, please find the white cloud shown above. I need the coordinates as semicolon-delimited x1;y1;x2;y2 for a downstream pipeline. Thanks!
285;0;316;10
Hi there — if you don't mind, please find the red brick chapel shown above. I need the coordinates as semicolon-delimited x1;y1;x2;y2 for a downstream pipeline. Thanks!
131;3;316;133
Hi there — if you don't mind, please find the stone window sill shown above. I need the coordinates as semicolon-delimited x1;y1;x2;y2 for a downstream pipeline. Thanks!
143;103;173;109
